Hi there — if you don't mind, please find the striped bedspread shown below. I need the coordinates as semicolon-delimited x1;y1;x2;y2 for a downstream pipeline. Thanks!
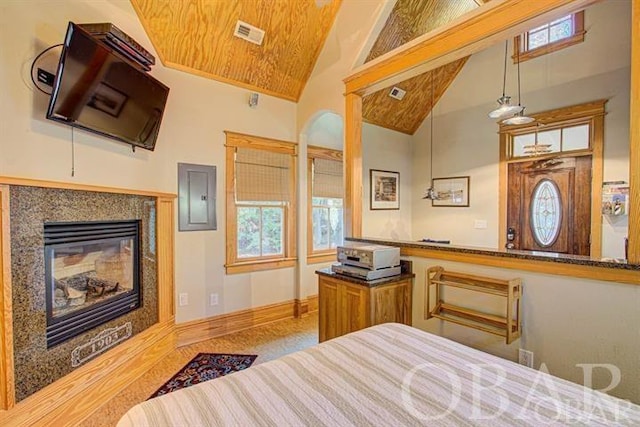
118;323;640;426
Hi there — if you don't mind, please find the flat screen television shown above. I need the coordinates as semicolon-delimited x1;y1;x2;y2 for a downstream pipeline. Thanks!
47;22;169;151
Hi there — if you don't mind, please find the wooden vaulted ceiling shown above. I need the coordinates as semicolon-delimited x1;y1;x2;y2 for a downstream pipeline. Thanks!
363;0;484;135
130;0;342;102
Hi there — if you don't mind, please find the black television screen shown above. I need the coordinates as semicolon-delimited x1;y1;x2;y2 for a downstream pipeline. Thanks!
47;22;169;151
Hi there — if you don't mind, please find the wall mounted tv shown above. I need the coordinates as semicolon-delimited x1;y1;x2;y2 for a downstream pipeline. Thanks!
47;22;169;151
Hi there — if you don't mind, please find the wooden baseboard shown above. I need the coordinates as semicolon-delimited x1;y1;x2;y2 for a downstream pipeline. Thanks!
294;295;318;318
177;297;321;347
308;294;318;313
0;320;175;427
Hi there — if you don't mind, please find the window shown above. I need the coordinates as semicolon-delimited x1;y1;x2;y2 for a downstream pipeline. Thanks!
307;146;344;263
511;123;590;158
225;131;297;274
513;11;585;63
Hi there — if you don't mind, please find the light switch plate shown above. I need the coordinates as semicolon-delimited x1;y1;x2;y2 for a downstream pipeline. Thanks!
474;219;488;229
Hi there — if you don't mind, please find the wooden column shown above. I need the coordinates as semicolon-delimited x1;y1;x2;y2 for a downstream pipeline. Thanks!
628;0;640;264
344;93;363;238
0;186;15;410
157;197;175;322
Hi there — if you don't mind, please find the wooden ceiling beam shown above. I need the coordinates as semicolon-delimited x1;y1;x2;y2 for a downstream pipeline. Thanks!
344;0;600;97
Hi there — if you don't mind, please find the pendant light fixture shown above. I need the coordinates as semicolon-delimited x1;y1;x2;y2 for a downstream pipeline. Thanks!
423;73;439;200
488;40;524;119
502;38;535;125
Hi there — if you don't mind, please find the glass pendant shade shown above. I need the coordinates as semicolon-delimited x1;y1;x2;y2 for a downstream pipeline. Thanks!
488;95;524;119
502;110;535;125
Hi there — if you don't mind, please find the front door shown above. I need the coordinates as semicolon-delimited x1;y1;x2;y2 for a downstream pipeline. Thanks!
506;156;591;255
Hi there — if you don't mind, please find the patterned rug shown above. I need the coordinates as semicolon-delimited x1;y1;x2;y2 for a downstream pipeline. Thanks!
148;353;257;399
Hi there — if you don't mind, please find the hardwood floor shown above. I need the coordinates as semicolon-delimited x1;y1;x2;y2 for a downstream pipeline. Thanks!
79;313;318;427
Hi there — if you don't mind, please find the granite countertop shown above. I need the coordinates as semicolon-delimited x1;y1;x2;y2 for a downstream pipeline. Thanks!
316;267;415;288
345;237;640;271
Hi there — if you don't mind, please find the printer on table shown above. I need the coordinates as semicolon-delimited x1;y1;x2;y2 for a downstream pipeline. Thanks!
331;244;401;280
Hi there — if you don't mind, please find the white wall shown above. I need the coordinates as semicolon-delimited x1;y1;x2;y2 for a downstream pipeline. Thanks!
362;123;413;239
411;0;631;257
297;0;389;133
410;257;640;403
0;0;298;323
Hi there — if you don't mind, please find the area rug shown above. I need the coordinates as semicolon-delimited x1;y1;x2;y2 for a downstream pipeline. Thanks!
148;353;257;399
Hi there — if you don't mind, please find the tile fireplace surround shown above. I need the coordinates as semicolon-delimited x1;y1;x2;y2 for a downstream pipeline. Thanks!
0;178;176;427
10;185;158;401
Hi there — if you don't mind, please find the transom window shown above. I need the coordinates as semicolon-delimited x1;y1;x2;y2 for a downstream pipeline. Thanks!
307;146;344;263
514;11;585;63
512;123;590;158
225;131;297;274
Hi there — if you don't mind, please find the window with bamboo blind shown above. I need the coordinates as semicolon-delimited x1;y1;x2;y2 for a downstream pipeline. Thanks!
224;131;297;274
307;146;344;263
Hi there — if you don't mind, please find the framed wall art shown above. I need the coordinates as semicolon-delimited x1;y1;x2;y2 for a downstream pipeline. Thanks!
432;176;470;207
370;169;399;210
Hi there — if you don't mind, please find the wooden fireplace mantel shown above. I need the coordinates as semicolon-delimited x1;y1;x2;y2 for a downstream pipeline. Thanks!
0;176;177;426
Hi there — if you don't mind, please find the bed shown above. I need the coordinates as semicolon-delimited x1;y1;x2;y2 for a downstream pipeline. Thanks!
118;323;640;426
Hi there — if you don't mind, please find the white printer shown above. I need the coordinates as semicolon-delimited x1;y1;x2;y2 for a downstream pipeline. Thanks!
332;244;401;280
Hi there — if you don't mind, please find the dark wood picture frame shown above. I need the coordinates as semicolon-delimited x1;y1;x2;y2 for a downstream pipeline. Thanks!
432;176;470;207
370;169;400;210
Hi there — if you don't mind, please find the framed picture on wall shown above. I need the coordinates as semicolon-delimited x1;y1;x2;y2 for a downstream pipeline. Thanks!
370;169;400;210
432;176;470;207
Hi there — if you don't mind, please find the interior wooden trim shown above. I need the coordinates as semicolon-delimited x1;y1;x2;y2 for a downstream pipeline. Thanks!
0;320;175;427
0;179;178;421
307;253;337;264
307;145;343;161
294;295;319;318
165;62;299;102
344;93;363;238
224;131;298;154
344;0;598;97
0;186;15;410
175;300;298;347
224;131;298;274
225;258;297;275
629;0;640;264
307;148;343;258
402;246;640;285
0;176;176;199
157;197;176;322
307;157;314;259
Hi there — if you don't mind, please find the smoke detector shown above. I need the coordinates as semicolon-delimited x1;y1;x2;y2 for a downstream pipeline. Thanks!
389;86;406;100
234;20;265;46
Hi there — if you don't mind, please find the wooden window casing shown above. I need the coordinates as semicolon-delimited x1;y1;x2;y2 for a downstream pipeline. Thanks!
224;131;297;274
307;146;344;264
513;11;585;63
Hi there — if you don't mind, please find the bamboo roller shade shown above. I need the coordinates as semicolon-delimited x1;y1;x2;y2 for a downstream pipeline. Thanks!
235;148;291;202
312;158;343;199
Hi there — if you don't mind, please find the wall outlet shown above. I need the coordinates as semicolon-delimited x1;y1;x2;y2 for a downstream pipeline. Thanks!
474;219;488;229
518;348;534;368
210;293;219;306
179;293;188;306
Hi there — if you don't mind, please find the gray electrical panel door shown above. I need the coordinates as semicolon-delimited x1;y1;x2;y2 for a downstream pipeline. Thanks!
178;163;216;231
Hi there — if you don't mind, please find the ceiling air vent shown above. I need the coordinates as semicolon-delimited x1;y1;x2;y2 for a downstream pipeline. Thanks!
234;20;265;46
389;86;406;100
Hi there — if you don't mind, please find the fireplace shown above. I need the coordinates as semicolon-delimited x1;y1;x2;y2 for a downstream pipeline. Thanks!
44;220;142;347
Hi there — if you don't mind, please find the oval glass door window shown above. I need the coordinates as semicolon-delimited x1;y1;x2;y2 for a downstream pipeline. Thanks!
530;179;562;247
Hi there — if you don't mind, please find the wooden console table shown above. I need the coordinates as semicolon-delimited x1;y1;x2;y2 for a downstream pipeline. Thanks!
316;268;414;342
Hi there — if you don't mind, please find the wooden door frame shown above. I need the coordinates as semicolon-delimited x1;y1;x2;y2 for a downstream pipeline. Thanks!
498;100;606;257
343;0;640;266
